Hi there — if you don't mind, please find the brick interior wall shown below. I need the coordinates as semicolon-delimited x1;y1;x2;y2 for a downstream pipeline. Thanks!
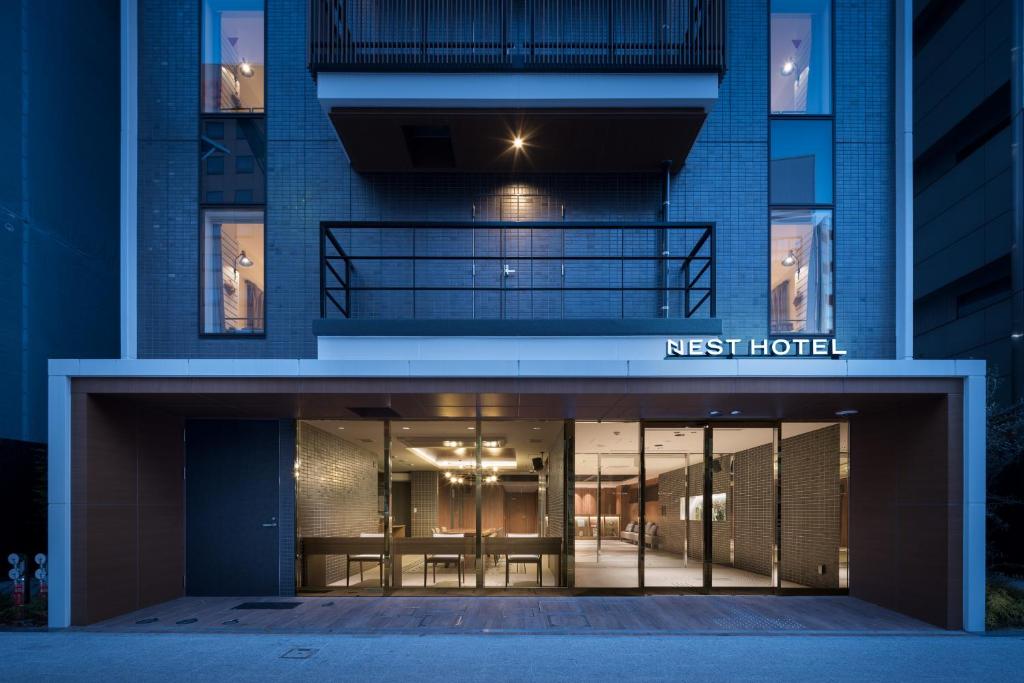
781;424;841;588
686;455;731;564
732;442;773;577
410;471;439;537
295;422;379;583
656;465;688;555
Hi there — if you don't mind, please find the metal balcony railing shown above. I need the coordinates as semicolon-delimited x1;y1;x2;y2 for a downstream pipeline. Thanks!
309;0;725;73
320;223;715;320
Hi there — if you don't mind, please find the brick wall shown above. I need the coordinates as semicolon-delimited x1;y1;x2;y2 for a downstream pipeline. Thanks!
686;455;731;564
656;465;688;555
781;424;841;588
732;442;773;577
136;0;895;359
410;471;439;538
295;422;379;583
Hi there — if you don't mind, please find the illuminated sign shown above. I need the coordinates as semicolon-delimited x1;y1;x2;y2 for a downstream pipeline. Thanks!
666;338;846;357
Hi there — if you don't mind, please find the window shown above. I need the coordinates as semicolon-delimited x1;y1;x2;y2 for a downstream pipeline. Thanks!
770;0;831;114
201;209;265;334
202;0;265;113
770;119;832;204
770;210;833;335
201;117;266;205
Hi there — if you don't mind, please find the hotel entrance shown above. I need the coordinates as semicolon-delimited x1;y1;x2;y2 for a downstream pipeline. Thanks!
294;417;848;595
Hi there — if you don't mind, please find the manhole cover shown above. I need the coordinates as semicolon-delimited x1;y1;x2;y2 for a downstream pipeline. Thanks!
281;648;317;660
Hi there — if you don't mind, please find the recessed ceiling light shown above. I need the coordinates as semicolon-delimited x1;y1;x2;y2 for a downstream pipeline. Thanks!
402;426;411;430
337;426;345;430
467;426;475;430
532;427;542;430
729;410;742;416
709;410;721;416
835;409;858;417
512;135;524;150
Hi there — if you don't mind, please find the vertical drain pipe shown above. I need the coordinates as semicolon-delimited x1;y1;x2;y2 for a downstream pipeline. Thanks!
1011;0;1024;400
660;162;672;318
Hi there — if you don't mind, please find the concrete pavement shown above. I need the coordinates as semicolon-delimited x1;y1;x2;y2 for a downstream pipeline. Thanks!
1;631;1023;681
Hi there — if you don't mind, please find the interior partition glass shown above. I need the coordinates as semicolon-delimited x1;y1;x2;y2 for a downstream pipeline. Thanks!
642;427;705;587
770;0;832;114
200;209;265;334
769;209;834;335
482;420;565;587
392;420;478;588
202;0;265;113
573;422;639;588
709;427;778;588
780;422;849;589
295;420;385;592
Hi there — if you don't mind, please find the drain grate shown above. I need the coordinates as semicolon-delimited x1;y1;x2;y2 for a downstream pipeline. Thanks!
281;648;317;660
233;602;302;610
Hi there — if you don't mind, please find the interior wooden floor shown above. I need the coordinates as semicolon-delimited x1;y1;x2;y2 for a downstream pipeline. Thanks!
83;595;941;635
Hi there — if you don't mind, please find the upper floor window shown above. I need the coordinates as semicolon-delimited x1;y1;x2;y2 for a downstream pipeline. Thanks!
202;0;265;113
770;119;833;205
770;210;833;335
770;0;831;114
201;209;265;334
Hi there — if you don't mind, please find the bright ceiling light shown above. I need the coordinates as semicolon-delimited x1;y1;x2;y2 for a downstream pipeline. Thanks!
781;59;795;76
512;136;524;150
835;409;859;417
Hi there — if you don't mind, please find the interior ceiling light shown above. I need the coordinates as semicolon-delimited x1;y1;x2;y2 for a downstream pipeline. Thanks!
402;426;411;430
236;251;254;268
835;409;859;417
781;59;795;76
239;59;255;78
709;410;722;416
730;410;742;416
531;426;541;430
781;250;797;267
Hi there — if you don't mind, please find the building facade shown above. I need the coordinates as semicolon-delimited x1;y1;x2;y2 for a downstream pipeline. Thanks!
912;0;1024;407
48;0;986;632
1;0;120;561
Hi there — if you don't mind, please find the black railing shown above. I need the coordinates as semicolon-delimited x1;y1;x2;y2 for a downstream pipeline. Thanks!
320;223;715;320
309;0;725;73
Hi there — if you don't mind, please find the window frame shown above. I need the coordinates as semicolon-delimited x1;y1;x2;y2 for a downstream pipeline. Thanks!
198;0;267;340
767;0;836;340
198;207;267;338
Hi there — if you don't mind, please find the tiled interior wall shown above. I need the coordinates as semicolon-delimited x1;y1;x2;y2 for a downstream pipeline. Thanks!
781;424;841;588
656;465;688;555
410;471;439;537
732;443;773;577
296;422;379;583
686;456;731;564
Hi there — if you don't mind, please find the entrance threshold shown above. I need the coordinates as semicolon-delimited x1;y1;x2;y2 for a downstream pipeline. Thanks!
83;595;944;635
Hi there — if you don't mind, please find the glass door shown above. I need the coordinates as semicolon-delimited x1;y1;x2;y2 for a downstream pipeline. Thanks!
573;422;640;588
709;426;778;589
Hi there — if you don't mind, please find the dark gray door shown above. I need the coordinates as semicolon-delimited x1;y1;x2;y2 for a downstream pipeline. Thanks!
186;419;279;595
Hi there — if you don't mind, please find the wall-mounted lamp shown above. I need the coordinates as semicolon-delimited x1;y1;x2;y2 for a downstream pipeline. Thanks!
781;59;795;76
239;59;255;78
236;251;254;269
781;250;797;267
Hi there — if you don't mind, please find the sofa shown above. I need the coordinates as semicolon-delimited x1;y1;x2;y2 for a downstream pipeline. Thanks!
620;522;660;548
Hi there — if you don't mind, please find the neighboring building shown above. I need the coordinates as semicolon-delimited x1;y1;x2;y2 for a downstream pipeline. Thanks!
912;0;1024;406
0;2;120;559
47;0;985;634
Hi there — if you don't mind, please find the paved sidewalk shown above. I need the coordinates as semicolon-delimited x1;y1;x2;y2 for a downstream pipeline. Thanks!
3;630;1024;681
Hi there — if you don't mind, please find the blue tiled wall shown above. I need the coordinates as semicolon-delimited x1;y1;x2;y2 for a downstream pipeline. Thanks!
137;0;894;359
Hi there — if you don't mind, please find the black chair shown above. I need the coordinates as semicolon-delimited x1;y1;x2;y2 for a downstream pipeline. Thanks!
346;532;384;587
424;532;464;587
504;532;542;587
